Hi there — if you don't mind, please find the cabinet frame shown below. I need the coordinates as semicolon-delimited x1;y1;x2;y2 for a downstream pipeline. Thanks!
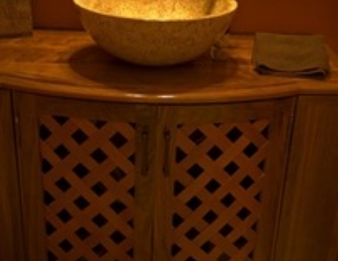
0;89;25;261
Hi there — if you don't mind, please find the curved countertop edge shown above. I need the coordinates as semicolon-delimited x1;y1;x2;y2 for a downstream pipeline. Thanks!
1;74;338;104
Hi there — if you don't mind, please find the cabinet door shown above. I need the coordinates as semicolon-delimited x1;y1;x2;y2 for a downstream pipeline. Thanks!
154;99;294;261
14;93;156;261
0;90;24;261
275;96;338;261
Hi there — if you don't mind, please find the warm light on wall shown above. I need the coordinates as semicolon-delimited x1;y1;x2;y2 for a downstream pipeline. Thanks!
31;0;336;35
36;0;337;52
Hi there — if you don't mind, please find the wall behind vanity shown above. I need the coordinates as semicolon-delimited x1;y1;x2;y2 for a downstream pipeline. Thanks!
31;0;338;51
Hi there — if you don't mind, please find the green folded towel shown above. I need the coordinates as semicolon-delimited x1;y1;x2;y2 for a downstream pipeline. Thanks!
252;33;330;78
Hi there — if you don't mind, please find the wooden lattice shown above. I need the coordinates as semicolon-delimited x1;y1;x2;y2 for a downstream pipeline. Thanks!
39;116;136;261
172;120;269;261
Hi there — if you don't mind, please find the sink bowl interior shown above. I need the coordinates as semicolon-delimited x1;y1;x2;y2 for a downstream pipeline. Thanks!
82;0;233;20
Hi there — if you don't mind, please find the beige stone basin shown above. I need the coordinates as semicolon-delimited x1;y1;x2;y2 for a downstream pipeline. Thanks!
73;0;237;66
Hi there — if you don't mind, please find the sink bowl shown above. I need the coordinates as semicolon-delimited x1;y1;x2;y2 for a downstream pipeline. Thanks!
74;0;237;66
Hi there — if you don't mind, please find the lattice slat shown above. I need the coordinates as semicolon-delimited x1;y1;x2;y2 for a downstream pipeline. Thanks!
172;120;269;261
40;116;135;261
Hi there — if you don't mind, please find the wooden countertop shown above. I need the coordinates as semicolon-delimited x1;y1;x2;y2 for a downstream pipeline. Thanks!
0;30;338;104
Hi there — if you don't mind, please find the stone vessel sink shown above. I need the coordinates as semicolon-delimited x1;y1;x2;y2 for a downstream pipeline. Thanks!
74;0;237;66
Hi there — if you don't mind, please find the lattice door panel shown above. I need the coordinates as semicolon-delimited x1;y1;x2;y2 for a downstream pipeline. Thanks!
39;115;136;261
171;120;269;261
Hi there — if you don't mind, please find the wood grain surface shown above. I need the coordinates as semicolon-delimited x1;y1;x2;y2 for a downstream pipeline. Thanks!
0;31;337;104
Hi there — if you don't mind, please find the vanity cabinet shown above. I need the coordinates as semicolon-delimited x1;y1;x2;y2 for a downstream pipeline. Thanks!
0;31;337;261
14;92;293;261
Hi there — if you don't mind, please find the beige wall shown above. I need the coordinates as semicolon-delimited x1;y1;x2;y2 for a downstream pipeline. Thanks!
32;0;82;29
32;0;338;51
230;0;338;52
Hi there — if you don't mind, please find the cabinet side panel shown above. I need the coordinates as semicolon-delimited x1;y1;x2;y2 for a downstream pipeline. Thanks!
276;96;338;261
0;90;25;261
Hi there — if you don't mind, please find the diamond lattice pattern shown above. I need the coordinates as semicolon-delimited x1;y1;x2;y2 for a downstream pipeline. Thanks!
172;120;269;261
40;116;135;261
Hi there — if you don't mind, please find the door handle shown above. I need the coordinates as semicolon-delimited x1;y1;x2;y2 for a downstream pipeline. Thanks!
163;127;171;177
141;125;149;177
